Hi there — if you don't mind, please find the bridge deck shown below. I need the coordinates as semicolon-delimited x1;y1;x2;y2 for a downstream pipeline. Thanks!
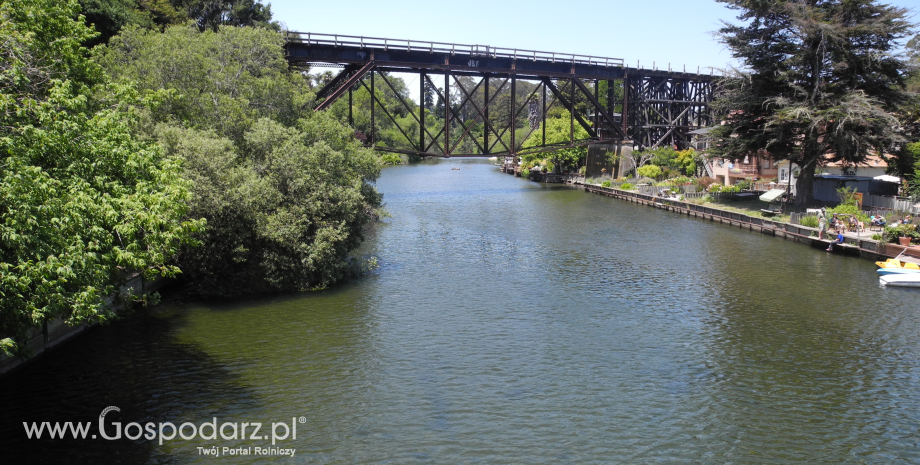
285;32;720;82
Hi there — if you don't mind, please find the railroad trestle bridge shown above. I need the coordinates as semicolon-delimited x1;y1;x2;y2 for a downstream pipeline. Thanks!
285;32;719;157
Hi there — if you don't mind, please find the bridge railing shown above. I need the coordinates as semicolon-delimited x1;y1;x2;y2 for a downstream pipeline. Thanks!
285;31;625;68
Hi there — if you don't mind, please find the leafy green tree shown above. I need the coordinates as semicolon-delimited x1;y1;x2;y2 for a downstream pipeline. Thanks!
521;112;590;172
0;0;201;355
100;25;383;296
177;0;277;32
80;0;151;46
100;25;309;142
637;164;663;180
710;0;915;207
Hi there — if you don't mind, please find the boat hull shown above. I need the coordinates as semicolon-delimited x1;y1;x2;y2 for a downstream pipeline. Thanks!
877;268;920;275
879;274;920;287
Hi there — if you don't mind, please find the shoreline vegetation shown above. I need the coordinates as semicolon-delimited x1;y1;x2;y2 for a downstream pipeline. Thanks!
3;0;920;360
0;0;390;357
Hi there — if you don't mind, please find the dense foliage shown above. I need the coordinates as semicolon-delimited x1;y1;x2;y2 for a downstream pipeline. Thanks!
710;0;915;207
79;0;276;45
0;0;202;355
99;25;383;297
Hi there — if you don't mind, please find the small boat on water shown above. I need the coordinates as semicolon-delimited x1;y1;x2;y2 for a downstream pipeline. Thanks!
877;267;920;275
879;274;920;287
878;249;920;286
876;258;920;269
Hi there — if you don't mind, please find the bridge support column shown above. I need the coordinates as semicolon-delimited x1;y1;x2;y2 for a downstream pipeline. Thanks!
420;72;425;153
444;71;449;157
510;76;516;155
370;70;375;145
483;76;489;155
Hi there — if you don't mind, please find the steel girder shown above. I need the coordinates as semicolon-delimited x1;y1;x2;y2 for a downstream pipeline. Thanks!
287;34;717;156
625;74;715;150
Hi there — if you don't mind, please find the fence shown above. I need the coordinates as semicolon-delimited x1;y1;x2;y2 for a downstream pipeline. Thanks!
861;194;919;213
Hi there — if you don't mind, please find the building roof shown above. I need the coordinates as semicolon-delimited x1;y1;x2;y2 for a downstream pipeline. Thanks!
688;127;715;135
822;154;888;168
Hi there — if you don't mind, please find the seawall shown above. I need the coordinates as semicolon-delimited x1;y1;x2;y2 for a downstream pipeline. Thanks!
581;183;913;261
0;274;170;377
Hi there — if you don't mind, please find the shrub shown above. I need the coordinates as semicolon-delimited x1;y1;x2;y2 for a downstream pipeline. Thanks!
708;184;740;193
827;203;869;224
578;165;586;175
637;164;662;180
800;215;820;228
522;168;531;178
380;153;402;165
620;182;634;190
735;179;752;190
601;180;612;187
883;224;920;244
695;176;717;191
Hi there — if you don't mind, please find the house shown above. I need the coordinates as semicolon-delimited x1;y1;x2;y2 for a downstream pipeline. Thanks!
776;154;892;197
708;152;778;186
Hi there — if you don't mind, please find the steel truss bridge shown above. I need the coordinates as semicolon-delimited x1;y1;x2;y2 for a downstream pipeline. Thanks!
285;32;718;157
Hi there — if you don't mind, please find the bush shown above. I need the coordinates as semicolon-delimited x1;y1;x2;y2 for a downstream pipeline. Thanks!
522;168;531;178
601;180;612;187
579;165;586;175
800;215;820;228
380;153;402;165
735;179;752;190
708;184;740;193
695;176;718;191
883;224;920;244
620;182;634;190
827;203;869;224
637;164;663;180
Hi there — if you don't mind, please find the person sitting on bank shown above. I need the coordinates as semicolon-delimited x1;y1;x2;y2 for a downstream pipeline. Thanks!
832;214;844;234
827;232;845;251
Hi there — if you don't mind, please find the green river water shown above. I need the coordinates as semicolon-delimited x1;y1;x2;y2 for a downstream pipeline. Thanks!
3;157;920;463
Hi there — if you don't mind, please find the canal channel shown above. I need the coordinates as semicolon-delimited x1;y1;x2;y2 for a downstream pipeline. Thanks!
3;157;920;463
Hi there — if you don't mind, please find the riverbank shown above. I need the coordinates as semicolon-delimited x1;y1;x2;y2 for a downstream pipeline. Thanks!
0;274;170;377
578;181;915;262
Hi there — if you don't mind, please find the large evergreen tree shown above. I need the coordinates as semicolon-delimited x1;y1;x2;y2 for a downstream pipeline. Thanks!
710;0;915;207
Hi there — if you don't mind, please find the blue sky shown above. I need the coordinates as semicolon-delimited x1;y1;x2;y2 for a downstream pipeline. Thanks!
266;0;920;73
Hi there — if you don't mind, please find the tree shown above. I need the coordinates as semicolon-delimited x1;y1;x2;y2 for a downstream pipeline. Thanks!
99;25;383;297
176;0;277;32
710;0;915;207
520;111;590;172
0;0;201;355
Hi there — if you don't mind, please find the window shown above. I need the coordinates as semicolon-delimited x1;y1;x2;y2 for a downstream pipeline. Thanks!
780;169;787;181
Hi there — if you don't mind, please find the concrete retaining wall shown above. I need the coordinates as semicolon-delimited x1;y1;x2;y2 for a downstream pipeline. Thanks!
0;274;171;377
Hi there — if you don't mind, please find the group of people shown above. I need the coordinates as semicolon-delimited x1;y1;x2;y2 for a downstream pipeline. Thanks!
819;211;916;252
818;209;864;238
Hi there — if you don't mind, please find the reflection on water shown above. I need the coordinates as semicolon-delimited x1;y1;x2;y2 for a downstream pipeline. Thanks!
3;158;920;463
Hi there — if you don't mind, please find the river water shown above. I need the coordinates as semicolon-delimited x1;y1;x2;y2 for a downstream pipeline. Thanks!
3;158;920;463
